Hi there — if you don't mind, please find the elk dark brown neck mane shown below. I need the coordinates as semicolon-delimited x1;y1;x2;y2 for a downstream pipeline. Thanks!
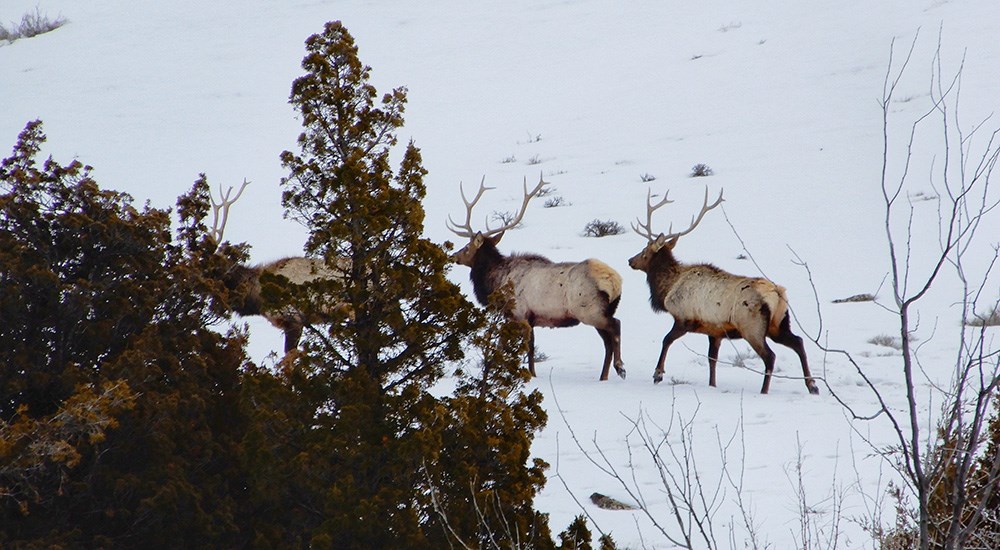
448;174;626;381
222;262;265;316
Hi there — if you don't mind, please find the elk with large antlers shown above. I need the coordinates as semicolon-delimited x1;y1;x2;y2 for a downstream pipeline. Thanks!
628;188;819;394
448;174;626;381
209;180;349;353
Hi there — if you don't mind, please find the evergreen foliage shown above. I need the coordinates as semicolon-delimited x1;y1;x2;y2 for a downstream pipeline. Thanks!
0;121;254;546
428;290;554;548
276;20;558;547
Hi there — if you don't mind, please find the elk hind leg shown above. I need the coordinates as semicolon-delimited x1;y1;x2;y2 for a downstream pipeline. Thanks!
284;323;303;354
707;336;721;387
654;320;688;384
596;328;614;381
741;311;776;393
771;315;819;395
526;325;537;377
596;322;625;382
746;335;776;394
597;316;625;381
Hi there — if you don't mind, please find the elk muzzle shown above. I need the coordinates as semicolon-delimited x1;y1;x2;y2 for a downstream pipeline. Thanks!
628;250;649;272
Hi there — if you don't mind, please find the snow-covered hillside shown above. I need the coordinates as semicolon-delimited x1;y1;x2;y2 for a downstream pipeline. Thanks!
3;1;999;546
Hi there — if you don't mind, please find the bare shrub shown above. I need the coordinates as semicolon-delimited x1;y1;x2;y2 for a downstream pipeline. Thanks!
833;293;877;303
966;306;1000;327
867;334;902;350
690;163;714;177
0;8;66;43
582;219;625;237
729;347;759;370
490;210;521;229
543;196;568;208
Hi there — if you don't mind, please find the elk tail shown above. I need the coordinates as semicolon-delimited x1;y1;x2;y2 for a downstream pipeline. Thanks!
586;259;623;302
747;279;789;334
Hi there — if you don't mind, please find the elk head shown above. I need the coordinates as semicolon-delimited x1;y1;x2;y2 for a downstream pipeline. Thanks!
447;173;549;266
628;187;724;272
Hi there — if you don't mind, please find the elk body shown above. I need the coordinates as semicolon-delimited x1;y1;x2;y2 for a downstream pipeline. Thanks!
220;255;348;353
628;188;819;395
449;175;625;381
210;181;348;353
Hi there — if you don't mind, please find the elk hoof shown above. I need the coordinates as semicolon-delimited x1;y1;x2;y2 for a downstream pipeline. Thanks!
653;373;663;384
616;368;626;380
808;385;820;395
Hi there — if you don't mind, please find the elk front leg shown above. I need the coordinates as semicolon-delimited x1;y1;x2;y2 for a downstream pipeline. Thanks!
654;321;688;384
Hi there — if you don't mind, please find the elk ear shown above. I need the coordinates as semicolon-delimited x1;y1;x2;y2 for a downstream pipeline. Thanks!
488;231;505;246
665;236;680;250
650;234;670;251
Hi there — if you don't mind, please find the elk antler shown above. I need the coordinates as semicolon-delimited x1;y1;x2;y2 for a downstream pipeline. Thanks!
210;179;250;244
632;189;674;243
633;187;724;243
446;176;495;239
447;173;549;238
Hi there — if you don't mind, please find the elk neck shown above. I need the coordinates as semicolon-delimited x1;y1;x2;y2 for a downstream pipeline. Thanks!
646;246;684;313
468;240;506;305
222;262;265;316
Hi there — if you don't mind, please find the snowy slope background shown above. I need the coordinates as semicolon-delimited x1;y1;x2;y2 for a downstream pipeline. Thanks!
3;1;999;547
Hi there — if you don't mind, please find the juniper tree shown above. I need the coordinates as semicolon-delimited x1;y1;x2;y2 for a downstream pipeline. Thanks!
277;21;567;548
278;21;480;548
428;289;555;548
0;121;255;546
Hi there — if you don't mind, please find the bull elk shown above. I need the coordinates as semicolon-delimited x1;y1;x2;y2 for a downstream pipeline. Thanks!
628;188;819;395
448;174;625;381
209;181;348;353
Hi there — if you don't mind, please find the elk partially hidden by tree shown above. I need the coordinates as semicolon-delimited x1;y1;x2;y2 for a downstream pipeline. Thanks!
208;180;348;353
448;174;625;381
628;188;819;394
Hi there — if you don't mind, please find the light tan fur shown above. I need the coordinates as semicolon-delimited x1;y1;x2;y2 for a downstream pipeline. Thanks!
495;257;620;329
586;259;623;303
267;256;347;285
661;267;788;337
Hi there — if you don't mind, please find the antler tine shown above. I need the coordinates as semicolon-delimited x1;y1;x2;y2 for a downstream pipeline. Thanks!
631;188;674;242
446;176;495;238
210;179;251;244
662;187;725;241
482;172;549;236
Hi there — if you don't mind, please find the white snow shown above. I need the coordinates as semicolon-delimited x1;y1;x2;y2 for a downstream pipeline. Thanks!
3;1;999;547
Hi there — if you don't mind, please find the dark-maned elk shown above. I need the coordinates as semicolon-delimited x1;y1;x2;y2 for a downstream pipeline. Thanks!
448;174;626;381
628;188;819;394
209;181;349;353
